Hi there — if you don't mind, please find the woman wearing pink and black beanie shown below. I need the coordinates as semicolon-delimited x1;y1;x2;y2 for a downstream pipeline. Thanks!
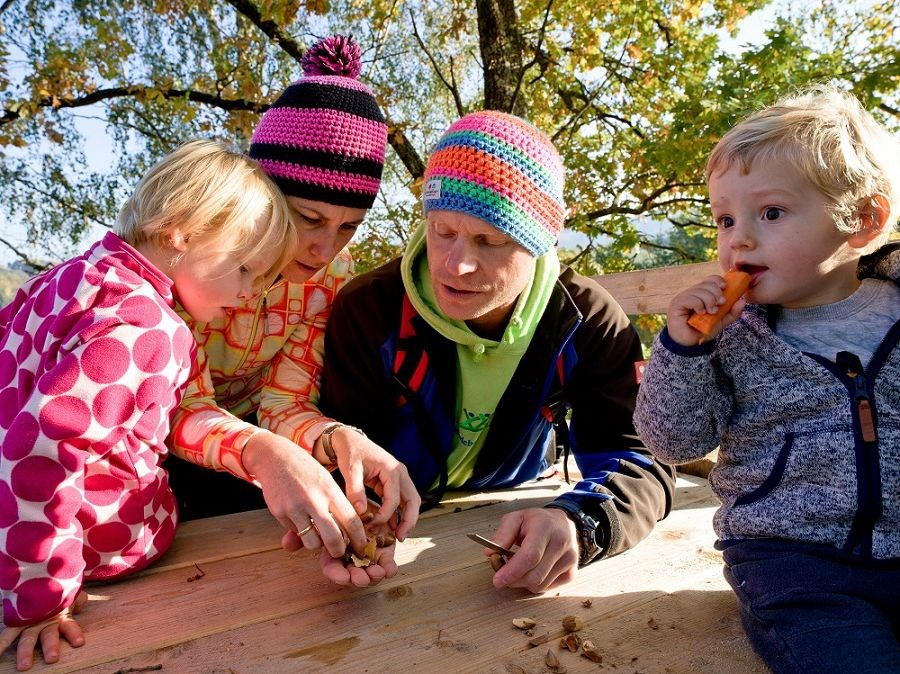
167;35;420;587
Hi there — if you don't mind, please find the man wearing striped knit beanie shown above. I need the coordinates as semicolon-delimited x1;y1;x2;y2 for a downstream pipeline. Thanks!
320;111;675;593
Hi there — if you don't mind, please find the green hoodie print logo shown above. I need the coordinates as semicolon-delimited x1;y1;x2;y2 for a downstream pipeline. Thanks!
459;408;491;433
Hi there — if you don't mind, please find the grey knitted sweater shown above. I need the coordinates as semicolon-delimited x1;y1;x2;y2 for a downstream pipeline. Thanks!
634;244;900;560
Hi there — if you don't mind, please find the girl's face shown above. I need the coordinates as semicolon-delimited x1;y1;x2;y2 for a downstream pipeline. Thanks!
280;197;368;283
170;220;282;323
711;157;874;309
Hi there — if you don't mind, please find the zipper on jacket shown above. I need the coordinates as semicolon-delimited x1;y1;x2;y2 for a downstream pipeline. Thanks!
836;351;876;443
235;288;268;372
835;350;881;557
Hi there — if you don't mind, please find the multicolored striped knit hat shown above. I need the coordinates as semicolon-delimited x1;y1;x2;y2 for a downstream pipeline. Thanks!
249;35;387;209
422;110;565;256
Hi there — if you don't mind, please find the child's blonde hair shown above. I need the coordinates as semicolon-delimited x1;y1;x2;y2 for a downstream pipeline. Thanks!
707;85;900;239
116;139;296;284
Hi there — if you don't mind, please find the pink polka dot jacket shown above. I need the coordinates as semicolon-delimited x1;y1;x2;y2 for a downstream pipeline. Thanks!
169;250;353;479
0;232;195;627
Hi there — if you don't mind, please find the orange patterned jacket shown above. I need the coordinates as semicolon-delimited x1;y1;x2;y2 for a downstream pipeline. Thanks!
168;250;353;481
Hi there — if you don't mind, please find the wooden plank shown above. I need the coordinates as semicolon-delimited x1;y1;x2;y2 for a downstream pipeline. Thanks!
143;476;571;575
62;486;765;674
3;489;579;673
136;508;282;576
1;478;742;674
592;261;721;315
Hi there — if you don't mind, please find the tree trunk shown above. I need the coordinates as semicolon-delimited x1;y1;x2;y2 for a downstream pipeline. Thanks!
476;0;526;115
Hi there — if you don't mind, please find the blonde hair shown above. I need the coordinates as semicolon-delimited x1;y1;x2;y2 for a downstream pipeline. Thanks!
116;139;296;284
707;85;900;238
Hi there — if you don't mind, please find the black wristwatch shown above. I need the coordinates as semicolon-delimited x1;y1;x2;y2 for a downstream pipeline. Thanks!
545;500;606;566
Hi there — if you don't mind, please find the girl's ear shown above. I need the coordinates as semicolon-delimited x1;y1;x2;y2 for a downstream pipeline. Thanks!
848;194;891;249
169;227;190;252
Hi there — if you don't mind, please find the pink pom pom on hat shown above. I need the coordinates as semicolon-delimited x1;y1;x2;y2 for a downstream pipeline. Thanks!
250;35;388;209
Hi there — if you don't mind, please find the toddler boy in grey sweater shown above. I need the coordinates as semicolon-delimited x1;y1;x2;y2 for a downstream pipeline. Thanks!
634;86;900;674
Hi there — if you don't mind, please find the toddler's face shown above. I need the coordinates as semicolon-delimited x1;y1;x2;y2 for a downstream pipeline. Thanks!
710;157;864;309
171;220;282;323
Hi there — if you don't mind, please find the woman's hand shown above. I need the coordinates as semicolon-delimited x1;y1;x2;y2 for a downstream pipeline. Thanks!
321;426;421;541
318;520;400;588
243;429;368;558
0;590;88;671
282;504;401;588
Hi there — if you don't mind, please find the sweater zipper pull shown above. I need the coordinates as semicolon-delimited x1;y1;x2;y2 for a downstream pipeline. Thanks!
836;351;876;443
857;399;876;443
262;290;269;336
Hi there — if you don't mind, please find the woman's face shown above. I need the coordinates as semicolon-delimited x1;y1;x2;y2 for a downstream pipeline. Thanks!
280;197;368;283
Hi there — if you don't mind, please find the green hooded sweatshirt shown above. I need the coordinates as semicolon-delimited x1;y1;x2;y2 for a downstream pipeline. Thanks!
400;223;560;486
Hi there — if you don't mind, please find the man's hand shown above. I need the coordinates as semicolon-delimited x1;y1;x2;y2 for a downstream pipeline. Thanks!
322;426;421;541
243;429;368;558
0;590;88;671
487;508;580;593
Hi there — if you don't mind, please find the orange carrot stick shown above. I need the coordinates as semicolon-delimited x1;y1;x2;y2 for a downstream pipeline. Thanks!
687;269;751;337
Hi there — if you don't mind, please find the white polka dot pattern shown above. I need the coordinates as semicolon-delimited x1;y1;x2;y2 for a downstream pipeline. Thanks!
0;232;194;627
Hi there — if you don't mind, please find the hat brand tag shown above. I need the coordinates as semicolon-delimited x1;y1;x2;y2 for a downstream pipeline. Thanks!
424;179;442;200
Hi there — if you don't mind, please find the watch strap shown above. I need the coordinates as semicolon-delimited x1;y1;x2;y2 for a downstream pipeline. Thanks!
544;500;605;566
320;423;366;465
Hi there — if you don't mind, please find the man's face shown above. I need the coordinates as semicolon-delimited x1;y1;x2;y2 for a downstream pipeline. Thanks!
426;210;536;338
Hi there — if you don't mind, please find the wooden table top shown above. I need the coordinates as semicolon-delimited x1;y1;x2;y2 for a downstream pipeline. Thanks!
1;474;767;673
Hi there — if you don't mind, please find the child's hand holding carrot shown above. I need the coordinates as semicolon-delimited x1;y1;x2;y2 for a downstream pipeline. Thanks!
667;270;751;346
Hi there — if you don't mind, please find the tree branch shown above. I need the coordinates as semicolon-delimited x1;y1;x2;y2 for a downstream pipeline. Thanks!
513;0;554;104
581;190;707;220
1;86;266;127
879;102;899;117
11;173;112;232
409;8;464;116
476;0;526;113
551;32;634;145
0;235;49;272
385;116;426;180
224;0;306;63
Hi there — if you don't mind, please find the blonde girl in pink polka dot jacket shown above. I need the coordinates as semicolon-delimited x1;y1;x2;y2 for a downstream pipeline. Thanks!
0;140;295;671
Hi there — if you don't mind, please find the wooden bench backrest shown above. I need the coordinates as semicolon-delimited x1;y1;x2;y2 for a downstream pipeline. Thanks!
592;260;721;315
591;260;723;476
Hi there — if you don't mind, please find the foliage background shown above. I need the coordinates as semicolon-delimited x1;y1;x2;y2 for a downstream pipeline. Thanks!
0;0;897;278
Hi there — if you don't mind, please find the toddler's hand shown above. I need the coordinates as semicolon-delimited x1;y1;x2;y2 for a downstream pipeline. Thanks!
667;274;746;347
0;590;87;671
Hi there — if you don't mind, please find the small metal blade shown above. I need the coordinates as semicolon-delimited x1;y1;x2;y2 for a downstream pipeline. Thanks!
467;532;515;557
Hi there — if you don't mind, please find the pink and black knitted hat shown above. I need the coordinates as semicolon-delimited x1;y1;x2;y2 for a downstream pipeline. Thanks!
249;35;388;209
422;110;565;256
